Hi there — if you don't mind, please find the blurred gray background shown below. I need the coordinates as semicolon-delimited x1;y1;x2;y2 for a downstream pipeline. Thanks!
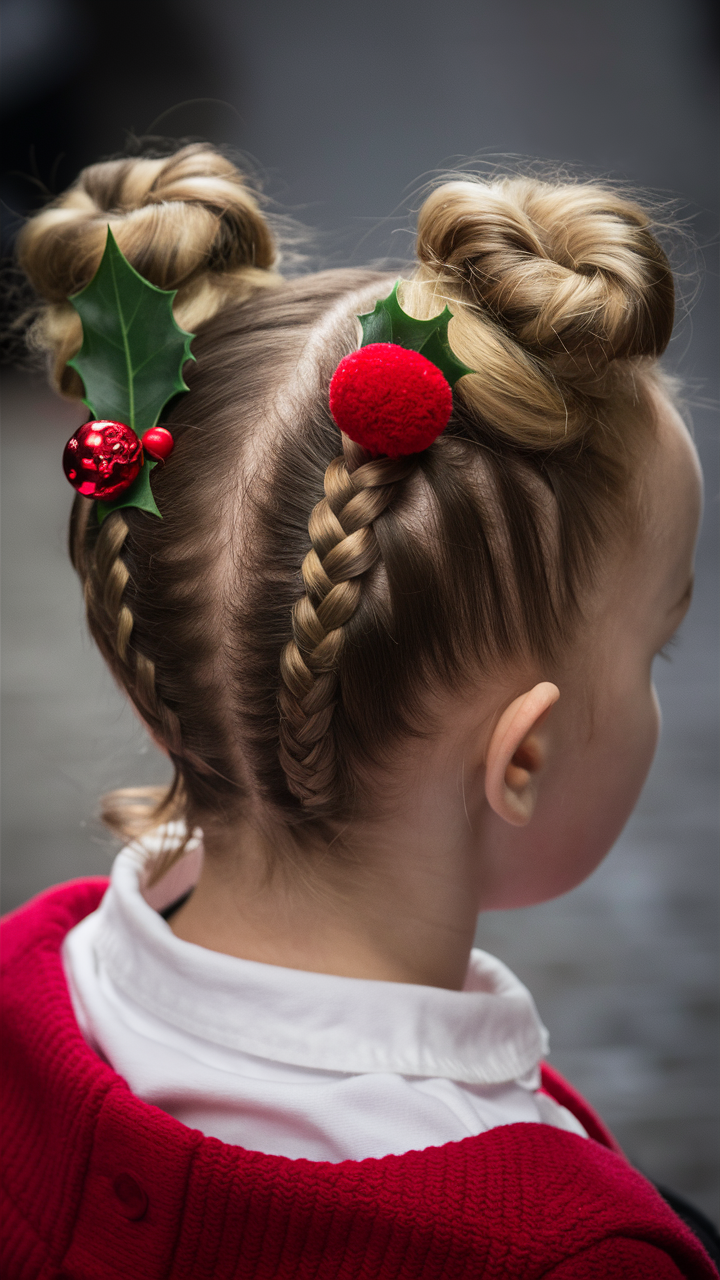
2;0;718;1222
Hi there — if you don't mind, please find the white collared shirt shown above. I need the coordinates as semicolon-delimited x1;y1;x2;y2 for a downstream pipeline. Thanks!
62;838;586;1161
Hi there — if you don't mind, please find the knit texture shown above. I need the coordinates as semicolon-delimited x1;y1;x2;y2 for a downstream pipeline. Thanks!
329;343;452;456
1;879;715;1280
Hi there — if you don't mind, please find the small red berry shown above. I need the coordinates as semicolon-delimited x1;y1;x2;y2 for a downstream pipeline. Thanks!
141;426;175;462
62;420;142;500
329;343;452;457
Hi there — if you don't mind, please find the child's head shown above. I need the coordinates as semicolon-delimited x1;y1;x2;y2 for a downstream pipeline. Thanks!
18;144;700;909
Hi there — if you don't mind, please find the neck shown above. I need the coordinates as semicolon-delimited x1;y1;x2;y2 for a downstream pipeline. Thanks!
169;794;484;992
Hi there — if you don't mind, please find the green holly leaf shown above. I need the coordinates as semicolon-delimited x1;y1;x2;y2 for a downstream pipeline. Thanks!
65;227;194;521
358;281;473;388
67;226;195;433
96;460;160;525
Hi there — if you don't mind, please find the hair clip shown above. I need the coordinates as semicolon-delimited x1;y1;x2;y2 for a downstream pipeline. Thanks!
62;228;194;522
329;282;472;458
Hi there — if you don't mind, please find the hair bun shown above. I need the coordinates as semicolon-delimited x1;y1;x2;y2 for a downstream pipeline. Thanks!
406;177;675;445
417;178;674;365
18;144;281;396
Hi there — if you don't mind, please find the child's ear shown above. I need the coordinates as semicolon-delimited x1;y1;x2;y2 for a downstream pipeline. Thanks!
484;683;559;827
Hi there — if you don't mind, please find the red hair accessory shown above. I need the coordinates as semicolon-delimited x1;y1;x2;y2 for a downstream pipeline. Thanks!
329;345;452;458
62;421;174;501
63;227;193;521
329;282;472;457
141;426;175;462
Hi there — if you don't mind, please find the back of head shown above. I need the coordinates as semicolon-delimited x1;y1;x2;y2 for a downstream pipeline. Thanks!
17;146;676;867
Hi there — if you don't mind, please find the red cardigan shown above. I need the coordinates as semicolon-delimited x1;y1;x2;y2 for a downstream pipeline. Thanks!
1;879;715;1280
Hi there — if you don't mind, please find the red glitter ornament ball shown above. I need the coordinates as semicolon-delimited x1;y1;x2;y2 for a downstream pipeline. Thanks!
329;343;453;458
62;420;142;500
141;426;174;462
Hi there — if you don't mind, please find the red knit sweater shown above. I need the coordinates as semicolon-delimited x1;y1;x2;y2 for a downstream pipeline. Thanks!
1;879;715;1280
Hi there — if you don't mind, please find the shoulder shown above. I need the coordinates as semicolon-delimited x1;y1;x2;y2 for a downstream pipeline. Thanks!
1;876;111;1067
1;877;110;1078
1;884;715;1279
1;877;109;956
380;1125;714;1276
540;1235;700;1278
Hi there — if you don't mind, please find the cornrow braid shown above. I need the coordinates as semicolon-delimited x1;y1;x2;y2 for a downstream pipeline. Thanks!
278;436;413;812
70;501;199;773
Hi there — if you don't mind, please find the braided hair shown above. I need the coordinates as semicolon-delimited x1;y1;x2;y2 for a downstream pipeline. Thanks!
18;146;675;867
278;441;413;812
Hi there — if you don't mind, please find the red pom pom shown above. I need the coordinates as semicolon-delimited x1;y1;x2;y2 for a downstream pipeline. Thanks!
141;426;174;462
329;344;452;457
62;420;142;500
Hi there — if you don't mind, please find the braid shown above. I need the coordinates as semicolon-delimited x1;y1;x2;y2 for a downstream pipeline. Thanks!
78;507;185;760
278;437;413;812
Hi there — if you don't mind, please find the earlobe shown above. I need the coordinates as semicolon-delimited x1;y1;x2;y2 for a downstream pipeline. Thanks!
484;682;559;827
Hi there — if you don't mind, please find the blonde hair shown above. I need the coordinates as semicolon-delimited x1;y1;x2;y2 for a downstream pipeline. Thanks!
405;177;673;445
17;145;675;869
18;144;282;397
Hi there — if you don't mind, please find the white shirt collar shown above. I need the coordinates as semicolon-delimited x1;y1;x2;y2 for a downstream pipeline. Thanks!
93;838;549;1087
